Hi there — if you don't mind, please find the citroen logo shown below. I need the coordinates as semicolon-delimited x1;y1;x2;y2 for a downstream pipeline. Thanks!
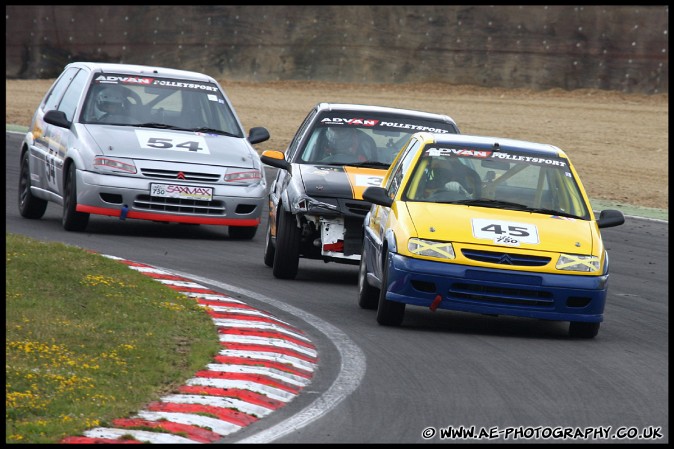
177;172;186;180
498;254;514;265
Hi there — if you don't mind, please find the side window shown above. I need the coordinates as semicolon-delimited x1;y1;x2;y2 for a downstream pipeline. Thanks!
288;109;317;161
56;69;89;122
386;139;421;198
385;139;420;193
42;67;80;112
387;164;405;198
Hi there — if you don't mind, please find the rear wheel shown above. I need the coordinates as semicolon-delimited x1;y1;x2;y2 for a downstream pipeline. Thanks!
263;221;275;267
376;251;405;326
358;244;379;309
272;208;300;279
569;321;600;339
18;151;48;219
62;164;89;232
229;225;258;240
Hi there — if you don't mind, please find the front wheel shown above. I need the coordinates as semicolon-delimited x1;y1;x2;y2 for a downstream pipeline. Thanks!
62;164;89;232
376;251;405;326
18;151;48;219
229;225;258;240
272;208;300;279
569;321;600;339
358;244;379;309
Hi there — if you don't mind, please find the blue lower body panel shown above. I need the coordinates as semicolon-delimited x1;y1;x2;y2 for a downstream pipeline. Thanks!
385;253;608;323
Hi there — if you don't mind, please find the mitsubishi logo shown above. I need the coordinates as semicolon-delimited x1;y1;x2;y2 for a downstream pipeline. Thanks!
498;254;514;265
177;172;186;180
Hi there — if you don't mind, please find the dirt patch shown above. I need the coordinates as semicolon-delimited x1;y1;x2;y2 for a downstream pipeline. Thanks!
5;79;668;210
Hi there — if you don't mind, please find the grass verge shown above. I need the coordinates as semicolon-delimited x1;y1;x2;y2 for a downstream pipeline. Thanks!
5;232;221;444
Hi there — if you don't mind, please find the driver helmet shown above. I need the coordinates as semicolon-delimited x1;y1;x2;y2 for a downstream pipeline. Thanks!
325;126;359;153
96;87;125;114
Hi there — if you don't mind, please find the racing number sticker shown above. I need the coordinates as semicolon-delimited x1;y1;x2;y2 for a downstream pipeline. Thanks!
45;155;57;189
134;130;210;154
472;218;539;246
354;174;384;187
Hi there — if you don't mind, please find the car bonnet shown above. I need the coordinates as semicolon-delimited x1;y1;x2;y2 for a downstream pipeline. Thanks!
83;125;257;168
406;202;597;254
298;164;386;200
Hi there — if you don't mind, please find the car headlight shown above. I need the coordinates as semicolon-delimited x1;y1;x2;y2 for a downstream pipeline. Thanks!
293;195;338;213
408;238;455;259
223;169;262;185
556;254;600;272
93;156;137;174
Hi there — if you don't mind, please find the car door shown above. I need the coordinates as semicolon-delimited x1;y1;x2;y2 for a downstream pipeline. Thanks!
29;67;80;193
35;67;89;197
368;138;420;278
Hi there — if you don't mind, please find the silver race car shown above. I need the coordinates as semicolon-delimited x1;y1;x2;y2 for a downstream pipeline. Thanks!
18;62;270;239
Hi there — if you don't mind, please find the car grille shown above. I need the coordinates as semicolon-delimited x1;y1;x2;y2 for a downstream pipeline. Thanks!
450;282;555;308
134;195;226;215
140;168;221;183
461;249;551;266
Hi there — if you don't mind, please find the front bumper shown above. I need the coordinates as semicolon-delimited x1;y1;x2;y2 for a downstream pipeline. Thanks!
385;253;608;323
75;169;265;226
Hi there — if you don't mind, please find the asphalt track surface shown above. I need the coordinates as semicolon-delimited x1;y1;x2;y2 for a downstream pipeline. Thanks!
6;131;669;443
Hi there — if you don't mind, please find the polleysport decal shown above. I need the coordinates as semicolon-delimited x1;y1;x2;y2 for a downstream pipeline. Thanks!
472;218;539;246
135;129;210;154
343;166;385;199
490;151;568;167
318;117;452;133
60;255;318;444
377;122;452;133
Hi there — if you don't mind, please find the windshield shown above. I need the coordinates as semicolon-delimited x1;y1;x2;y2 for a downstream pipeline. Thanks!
403;145;591;220
298;114;458;166
79;73;243;137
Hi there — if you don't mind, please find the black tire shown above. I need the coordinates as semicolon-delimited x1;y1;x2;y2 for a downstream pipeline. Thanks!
569;321;600;339
62;164;89;232
358;244;379;309
272;208;300;279
18;152;48;219
263;221;275;267
376;251;405;326
229;225;258;240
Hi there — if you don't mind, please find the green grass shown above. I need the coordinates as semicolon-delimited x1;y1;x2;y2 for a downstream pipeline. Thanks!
5;232;221;444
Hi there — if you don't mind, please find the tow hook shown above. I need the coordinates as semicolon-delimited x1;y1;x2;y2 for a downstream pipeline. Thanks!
430;294;442;312
120;205;129;220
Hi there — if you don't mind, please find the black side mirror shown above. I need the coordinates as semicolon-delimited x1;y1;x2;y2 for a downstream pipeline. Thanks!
248;126;270;145
43;110;71;129
597;209;625;229
362;186;393;207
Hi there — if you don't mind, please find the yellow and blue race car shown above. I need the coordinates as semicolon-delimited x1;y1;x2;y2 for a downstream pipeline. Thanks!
359;132;625;338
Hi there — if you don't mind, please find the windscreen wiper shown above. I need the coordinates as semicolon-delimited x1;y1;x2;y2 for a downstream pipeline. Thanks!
457;199;584;219
347;161;390;168
191;127;239;137
136;122;189;130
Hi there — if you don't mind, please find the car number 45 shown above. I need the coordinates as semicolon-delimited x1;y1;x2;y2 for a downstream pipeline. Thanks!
471;218;539;246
